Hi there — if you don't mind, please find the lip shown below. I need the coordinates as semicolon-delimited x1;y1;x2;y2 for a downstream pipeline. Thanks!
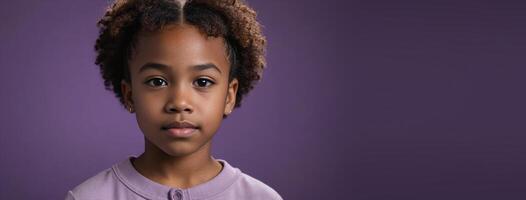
161;121;198;138
164;128;197;138
162;121;198;129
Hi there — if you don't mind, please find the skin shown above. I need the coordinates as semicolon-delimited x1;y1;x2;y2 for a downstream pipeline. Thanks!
120;23;238;189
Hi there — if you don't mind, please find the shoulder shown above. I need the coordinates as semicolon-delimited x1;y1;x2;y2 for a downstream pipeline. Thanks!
215;159;283;200
231;170;283;200
65;166;119;200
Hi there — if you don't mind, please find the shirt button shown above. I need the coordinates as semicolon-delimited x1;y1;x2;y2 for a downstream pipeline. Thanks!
172;190;183;200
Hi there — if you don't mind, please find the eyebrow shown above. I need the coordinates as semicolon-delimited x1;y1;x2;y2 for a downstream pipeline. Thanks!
139;62;222;74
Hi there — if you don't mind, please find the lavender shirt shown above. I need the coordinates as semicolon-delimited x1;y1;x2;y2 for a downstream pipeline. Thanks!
65;156;282;200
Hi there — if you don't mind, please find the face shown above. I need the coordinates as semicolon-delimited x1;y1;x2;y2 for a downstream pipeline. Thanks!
121;24;238;157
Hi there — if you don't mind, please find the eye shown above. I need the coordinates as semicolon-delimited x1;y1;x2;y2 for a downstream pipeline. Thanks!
194;78;215;88
145;78;167;87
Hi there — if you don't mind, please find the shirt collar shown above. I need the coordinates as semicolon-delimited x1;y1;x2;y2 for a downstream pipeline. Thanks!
112;155;240;200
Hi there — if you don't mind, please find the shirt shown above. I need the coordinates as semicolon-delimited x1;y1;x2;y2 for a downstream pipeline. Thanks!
65;155;283;200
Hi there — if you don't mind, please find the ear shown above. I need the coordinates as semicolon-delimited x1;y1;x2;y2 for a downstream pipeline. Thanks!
224;78;238;115
121;80;133;105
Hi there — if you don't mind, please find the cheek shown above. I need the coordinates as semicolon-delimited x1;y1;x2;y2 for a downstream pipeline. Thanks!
134;93;164;128
199;90;227;113
198;98;225;136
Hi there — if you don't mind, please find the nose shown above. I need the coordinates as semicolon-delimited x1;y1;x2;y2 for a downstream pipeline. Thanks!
164;84;193;114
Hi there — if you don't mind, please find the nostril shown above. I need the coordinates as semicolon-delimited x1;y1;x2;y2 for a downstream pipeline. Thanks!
166;105;192;113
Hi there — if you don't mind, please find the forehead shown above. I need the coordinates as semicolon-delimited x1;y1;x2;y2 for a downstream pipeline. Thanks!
129;24;229;73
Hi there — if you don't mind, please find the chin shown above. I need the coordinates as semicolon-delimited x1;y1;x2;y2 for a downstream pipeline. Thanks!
158;141;207;157
145;133;212;157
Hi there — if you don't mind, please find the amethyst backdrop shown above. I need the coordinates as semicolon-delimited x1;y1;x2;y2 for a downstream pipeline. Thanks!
1;0;525;199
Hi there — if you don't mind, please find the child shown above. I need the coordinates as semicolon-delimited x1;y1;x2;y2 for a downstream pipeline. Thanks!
65;0;282;199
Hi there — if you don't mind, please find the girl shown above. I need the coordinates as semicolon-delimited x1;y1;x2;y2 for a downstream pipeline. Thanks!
65;0;282;199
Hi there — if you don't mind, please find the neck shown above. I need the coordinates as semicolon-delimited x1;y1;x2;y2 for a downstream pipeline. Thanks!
131;137;223;189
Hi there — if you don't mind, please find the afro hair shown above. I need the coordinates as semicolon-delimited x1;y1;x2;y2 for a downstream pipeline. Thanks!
94;0;266;111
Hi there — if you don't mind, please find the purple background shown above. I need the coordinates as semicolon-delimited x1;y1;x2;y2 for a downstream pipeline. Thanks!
1;0;525;199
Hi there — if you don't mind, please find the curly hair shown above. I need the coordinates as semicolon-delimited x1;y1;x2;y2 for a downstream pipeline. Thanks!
95;0;266;112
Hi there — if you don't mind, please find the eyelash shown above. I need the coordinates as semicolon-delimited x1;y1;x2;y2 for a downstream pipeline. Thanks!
145;78;215;88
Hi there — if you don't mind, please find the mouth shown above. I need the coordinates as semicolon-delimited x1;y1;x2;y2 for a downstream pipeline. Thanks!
161;121;199;138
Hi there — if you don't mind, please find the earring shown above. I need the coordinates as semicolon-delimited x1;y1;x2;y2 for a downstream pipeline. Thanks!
127;103;134;113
